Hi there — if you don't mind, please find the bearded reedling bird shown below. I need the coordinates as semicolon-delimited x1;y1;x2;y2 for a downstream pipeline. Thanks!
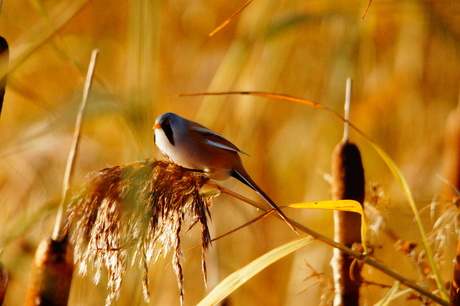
153;112;298;234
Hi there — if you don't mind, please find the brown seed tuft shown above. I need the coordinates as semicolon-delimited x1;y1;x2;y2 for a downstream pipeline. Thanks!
66;159;211;305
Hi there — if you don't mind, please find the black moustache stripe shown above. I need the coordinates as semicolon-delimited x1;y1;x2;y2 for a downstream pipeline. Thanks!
162;121;175;146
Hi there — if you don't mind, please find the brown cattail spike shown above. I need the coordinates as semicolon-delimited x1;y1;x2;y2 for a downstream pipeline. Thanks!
332;142;365;203
331;140;365;306
24;237;74;306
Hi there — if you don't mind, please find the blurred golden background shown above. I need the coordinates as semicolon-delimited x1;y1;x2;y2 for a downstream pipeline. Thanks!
1;0;459;305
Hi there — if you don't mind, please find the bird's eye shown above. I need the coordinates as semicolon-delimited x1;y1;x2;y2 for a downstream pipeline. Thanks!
161;120;171;129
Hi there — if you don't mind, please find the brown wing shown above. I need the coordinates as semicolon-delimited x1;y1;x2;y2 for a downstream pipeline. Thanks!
189;122;250;156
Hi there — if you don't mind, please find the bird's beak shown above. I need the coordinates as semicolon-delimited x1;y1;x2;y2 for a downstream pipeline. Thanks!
153;123;161;130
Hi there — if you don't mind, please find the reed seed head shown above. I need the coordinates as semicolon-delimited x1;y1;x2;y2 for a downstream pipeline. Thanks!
67;160;212;305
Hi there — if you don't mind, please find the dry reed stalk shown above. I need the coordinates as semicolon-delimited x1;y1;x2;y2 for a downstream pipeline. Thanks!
23;237;74;306
331;79;365;306
66;160;212;305
23;49;98;305
53;49;99;242
209;0;253;36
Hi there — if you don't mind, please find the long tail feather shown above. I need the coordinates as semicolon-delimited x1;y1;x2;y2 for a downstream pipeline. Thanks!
231;169;299;235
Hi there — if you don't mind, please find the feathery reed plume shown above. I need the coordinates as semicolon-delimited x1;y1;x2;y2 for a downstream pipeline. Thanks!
67;160;212;305
331;79;365;305
0;36;8;117
24;238;74;306
0;261;8;304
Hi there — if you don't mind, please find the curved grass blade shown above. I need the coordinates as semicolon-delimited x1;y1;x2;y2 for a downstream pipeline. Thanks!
374;281;400;306
197;235;313;306
369;141;448;301
373;282;414;306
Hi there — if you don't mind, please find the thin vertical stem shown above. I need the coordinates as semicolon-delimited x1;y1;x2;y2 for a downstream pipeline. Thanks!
52;49;99;242
343;78;352;142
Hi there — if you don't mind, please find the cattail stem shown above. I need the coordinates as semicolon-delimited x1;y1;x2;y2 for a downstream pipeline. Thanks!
343;78;352;142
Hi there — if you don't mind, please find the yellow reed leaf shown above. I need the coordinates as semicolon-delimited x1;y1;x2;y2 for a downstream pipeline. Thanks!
289;200;368;252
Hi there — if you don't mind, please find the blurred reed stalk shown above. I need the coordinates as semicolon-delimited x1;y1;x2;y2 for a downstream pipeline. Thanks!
0;20;4;303
441;101;460;305
24;49;99;305
331;79;365;306
441;101;460;199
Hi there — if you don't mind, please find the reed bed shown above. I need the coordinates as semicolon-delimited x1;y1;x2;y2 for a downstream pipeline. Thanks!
1;0;460;305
